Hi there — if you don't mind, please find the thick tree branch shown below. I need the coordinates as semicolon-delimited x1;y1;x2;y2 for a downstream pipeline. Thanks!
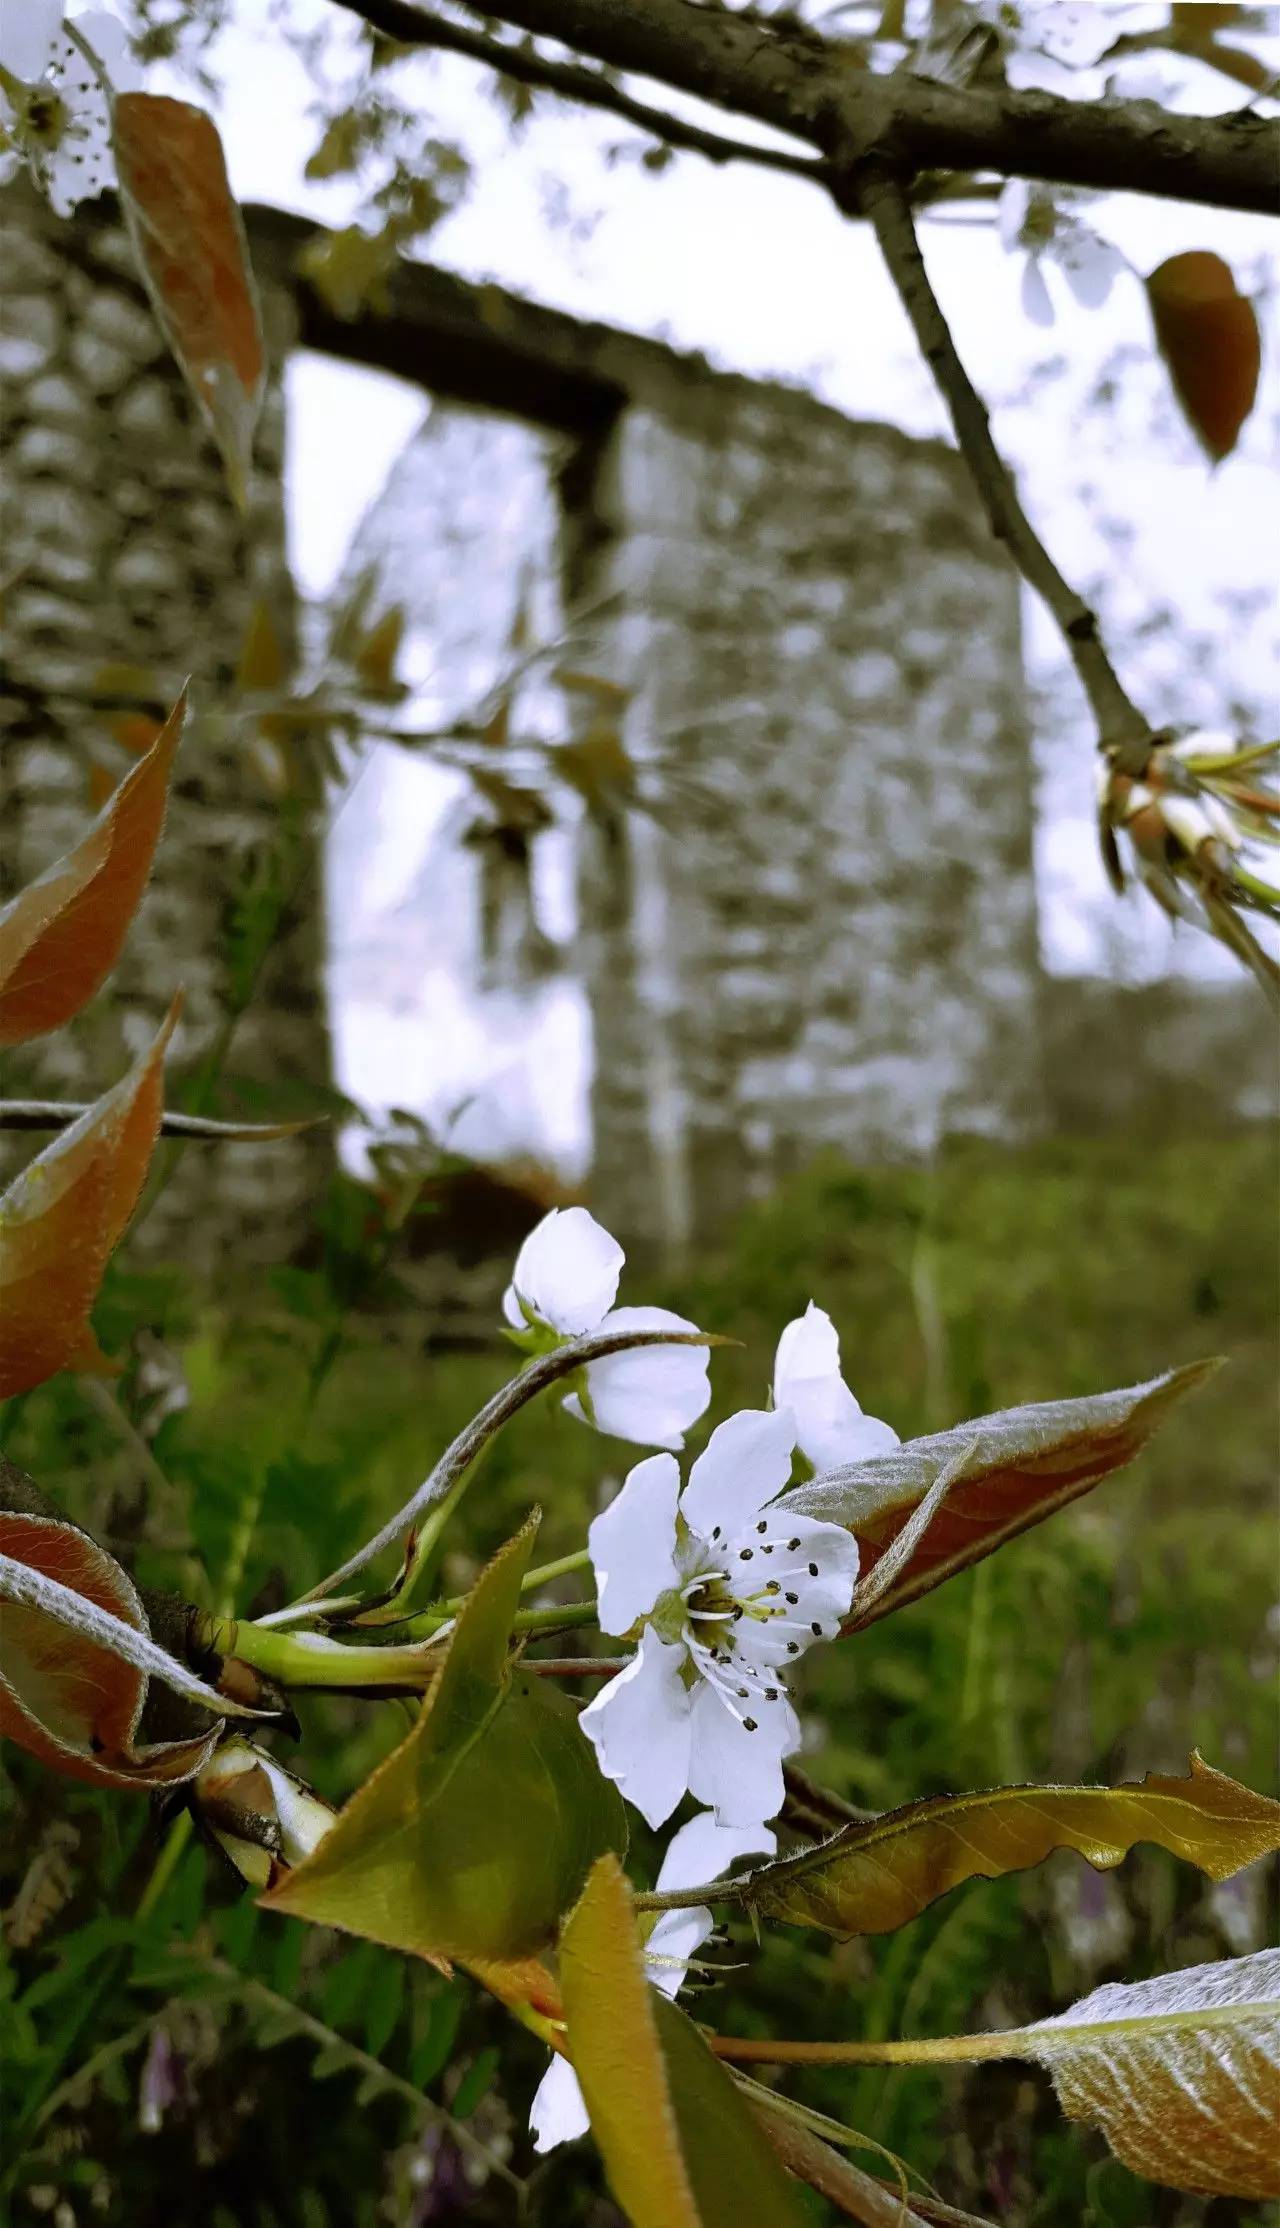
857;168;1150;766
332;0;828;181
333;0;1279;214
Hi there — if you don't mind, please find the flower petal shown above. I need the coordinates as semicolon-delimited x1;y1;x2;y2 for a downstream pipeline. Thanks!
588;1452;682;1637
578;1626;692;1830
68;9;143;91
996;177;1030;253
738;1515;860;1668
678;1406;796;1542
509;1206;623;1336
773;1301;899;1474
579;1305;711;1450
0;0;60;82
644;1810;775;1996
686;1678;797;1827
645;1906;716;1998
655;1810;777;1896
1058;225;1124;311
530;2054;590;2152
501;1280;527;1329
1020;255;1056;328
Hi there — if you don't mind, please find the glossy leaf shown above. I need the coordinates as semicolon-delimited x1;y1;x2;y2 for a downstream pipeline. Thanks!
559;1854;807;2228
779;1361;1217;1626
731;1756;1280;1937
265;1518;628;1958
1147;251;1260;462
0;1003;178;1397
113;94;265;506
1012;1951;1279;2198
0;696;183;1047
0;1466;221;1790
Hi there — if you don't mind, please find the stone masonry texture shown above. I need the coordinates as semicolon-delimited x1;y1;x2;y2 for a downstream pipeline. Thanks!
0;182;332;1265
571;384;1042;1246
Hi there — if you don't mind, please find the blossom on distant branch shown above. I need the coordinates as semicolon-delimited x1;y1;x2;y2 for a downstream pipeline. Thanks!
0;4;139;217
579;1407;859;1829
502;1205;711;1449
1098;730;1280;993
998;180;1127;328
529;1809;775;2151
773;1301;899;1474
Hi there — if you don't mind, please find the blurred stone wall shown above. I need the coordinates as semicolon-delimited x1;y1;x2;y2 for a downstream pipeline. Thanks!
0;182;331;1263
569;386;1040;1247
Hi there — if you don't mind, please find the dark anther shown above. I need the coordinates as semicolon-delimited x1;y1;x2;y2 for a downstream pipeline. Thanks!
739;1548;753;1560
808;1562;819;1577
743;1717;758;1732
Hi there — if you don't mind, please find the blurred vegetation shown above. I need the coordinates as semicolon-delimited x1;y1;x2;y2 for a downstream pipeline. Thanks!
1;1125;1276;2228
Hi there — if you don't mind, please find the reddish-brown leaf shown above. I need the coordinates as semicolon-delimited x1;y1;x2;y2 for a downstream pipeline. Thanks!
1147;251;1260;463
0;695;183;1047
112;93;265;506
0;1002;179;1398
0;1504;217;1790
779;1363;1217;1627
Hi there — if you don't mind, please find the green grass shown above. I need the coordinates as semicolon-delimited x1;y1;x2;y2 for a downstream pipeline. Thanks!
1;1125;1275;2226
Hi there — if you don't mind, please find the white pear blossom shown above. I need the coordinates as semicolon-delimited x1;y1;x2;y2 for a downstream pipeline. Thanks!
503;1206;624;1336
773;1302;899;1474
502;1206;711;1450
997;180;1126;329
579;1408;859;1829
0;5;139;219
529;1810;775;2152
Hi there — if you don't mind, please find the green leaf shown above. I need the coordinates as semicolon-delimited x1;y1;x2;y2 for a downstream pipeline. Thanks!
362;1956;406;2058
780;1361;1218;1626
450;2044;500;2119
264;1518;627;1958
409;1986;464;2088
730;1756;1280;1938
559;1855;808;2228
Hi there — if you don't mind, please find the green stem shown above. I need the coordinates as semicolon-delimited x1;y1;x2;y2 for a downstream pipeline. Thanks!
519;1546;594;1594
710;2032;1025;2067
215;1617;444;1691
512;1598;598;1636
387;1548;594;1640
295;1326;720;1611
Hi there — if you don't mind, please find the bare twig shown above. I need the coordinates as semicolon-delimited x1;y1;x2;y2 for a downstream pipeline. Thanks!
329;0;1280;214
855;169;1152;771
0;1101;321;1141
330;0;828;181
782;1760;877;1833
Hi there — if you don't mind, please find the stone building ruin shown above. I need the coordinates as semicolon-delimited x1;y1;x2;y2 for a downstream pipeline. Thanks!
1;187;1269;1264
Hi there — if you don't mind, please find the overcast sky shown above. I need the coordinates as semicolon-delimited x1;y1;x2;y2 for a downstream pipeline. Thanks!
147;3;1278;1143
